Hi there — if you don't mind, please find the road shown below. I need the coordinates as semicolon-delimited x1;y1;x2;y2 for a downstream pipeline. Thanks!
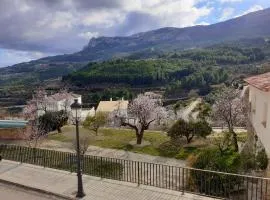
178;98;201;120
0;182;63;200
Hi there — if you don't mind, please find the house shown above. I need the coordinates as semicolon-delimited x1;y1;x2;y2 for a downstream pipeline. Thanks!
244;72;270;154
37;92;95;121
96;98;129;117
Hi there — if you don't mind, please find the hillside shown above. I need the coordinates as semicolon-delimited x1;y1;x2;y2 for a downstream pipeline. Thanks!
1;8;270;87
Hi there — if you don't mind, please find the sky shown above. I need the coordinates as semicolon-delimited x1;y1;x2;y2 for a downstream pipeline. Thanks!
0;0;270;68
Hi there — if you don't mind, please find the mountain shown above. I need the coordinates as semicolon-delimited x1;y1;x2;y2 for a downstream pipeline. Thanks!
76;7;270;61
1;7;270;86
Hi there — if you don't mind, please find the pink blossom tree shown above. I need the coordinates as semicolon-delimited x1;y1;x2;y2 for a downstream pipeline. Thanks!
22;88;46;148
212;87;247;152
120;94;167;144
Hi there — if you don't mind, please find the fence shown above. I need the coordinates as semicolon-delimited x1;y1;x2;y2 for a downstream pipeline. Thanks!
0;144;270;200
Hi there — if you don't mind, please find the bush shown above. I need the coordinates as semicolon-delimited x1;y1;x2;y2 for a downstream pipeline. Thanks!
192;148;241;172
158;141;181;157
190;148;242;197
240;152;256;172
240;147;268;171
175;147;198;160
256;149;268;170
168;119;212;144
39;110;68;134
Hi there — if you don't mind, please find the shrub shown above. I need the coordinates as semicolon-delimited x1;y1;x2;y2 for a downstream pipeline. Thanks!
158;141;180;157
83;112;108;135
240;152;256;172
168;119;212;144
175;147;198;160
39;110;68;133
190;148;242;197
256;149;268;170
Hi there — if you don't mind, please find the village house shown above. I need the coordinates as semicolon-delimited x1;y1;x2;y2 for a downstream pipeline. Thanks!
37;92;95;121
244;72;270;155
96;98;129;117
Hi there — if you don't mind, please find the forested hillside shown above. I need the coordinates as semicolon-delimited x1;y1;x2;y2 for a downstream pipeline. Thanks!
64;45;266;86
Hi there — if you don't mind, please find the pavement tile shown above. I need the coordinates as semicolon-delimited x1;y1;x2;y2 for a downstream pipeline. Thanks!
0;160;215;200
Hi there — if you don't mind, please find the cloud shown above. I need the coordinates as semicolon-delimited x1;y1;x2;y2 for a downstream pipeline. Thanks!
0;49;49;67
219;7;235;21
78;32;100;40
233;4;264;18
240;5;263;16
0;0;213;57
219;0;243;3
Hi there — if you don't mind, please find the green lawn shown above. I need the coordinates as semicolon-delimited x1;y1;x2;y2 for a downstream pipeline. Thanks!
48;126;170;156
48;126;248;159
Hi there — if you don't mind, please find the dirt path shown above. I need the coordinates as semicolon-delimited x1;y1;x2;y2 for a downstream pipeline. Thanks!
178;98;201;120
39;140;186;167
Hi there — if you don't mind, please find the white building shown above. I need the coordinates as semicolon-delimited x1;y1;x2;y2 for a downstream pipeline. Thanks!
96;98;129;117
244;72;270;155
38;92;95;121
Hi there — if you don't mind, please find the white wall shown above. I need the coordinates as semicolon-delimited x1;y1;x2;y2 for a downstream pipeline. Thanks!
249;85;270;154
81;107;95;121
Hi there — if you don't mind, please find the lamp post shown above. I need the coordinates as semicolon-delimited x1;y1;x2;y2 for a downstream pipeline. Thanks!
70;99;85;198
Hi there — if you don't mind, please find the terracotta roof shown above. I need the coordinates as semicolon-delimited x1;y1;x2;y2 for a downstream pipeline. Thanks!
244;72;270;92
96;100;129;113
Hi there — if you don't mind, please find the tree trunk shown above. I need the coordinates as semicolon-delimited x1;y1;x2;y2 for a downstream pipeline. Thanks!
57;127;62;133
136;130;144;145
229;126;238;152
232;131;238;152
186;134;194;144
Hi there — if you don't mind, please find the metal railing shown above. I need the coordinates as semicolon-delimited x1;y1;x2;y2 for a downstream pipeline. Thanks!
0;144;269;200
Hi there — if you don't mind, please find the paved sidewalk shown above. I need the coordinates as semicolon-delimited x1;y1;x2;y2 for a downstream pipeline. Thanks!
0;182;63;200
0;160;216;200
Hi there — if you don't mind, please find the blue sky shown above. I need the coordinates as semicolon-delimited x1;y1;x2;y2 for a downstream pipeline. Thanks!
0;0;270;68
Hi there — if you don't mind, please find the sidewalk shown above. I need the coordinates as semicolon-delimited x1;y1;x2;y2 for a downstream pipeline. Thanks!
0;160;216;200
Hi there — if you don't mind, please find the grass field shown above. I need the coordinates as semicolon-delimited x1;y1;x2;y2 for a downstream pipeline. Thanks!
48;126;170;156
48;126;248;159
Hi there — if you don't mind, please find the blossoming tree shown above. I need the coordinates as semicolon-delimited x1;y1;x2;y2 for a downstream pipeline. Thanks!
119;93;167;144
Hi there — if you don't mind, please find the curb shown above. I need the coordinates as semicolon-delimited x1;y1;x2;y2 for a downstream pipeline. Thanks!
0;178;76;200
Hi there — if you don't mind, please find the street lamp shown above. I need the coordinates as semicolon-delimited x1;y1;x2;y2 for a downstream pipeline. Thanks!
70;99;85;198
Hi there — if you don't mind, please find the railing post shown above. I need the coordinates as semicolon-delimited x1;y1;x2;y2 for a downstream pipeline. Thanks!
182;168;185;195
43;150;46;168
137;161;140;186
100;157;103;179
19;146;23;163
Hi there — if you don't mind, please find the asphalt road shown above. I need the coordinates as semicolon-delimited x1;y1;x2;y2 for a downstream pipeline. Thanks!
0;182;63;200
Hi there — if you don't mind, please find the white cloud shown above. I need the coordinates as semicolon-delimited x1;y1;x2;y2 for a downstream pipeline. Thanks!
0;0;214;61
219;0;243;3
79;0;213;29
81;10;125;28
0;49;49;67
239;5;263;16
120;0;213;29
78;31;99;40
219;7;235;21
197;21;210;25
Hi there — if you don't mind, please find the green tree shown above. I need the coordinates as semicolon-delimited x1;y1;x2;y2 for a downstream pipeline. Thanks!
83;112;108;135
168;119;212;144
39;110;68;133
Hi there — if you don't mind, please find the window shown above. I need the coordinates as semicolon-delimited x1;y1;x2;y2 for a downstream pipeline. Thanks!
262;102;268;128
